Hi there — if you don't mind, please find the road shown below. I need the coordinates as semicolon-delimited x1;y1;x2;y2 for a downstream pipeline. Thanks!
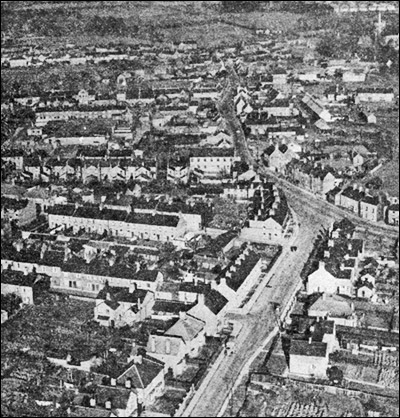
184;70;332;418
183;68;397;417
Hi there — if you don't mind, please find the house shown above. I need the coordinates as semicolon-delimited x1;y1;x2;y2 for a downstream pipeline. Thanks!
386;204;399;226
263;144;296;174
359;195;384;223
189;148;240;180
2;149;24;170
186;288;228;336
301;94;333;122
1;270;49;305
308;293;357;327
288;161;341;197
94;283;155;328
339;186;365;215
342;70;366;83
1;197;37;227
240;183;289;244
355;88;394;104
289;320;338;379
1;310;8;324
167;160;190;184
146;312;206;375
47;204;185;242
356;280;376;301
72;385;137;417
306;221;364;297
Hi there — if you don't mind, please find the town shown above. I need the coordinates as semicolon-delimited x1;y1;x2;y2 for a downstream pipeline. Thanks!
1;1;399;417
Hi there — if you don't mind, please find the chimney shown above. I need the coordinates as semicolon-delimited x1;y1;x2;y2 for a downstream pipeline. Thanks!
125;378;132;389
230;265;237;273
106;292;111;301
348;243;352;251
134;355;143;364
353;184;358;190
269;208;275;217
319;260;325;269
110;377;117;386
198;293;205;306
105;400;112;410
328;239;334;247
308;336;312;344
108;256;116;267
324;250;330;258
89;397;96;407
258;209;262;217
179;311;187;320
322;292;327;301
129;282;138;294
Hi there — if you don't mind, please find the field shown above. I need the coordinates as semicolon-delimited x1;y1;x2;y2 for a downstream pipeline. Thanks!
1;1;305;48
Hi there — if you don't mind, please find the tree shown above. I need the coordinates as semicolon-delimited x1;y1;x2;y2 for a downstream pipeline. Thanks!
327;366;344;384
316;36;336;58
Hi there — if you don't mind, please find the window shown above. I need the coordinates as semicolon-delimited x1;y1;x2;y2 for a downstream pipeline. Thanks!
69;281;77;288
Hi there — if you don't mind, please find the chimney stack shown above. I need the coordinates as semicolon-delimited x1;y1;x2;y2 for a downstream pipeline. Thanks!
89;397;96;407
105;400;112;410
134;355;143;365
125;378;132;389
110;378;117;386
179;311;187;321
198;293;205;306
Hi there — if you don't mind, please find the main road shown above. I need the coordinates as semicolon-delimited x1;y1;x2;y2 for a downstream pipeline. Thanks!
182;69;397;417
182;72;333;418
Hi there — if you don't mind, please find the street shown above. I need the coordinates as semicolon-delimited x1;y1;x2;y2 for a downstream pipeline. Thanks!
181;69;397;417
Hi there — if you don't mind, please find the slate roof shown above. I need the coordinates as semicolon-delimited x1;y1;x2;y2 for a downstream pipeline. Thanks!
165;314;205;342
290;339;328;357
309;294;353;318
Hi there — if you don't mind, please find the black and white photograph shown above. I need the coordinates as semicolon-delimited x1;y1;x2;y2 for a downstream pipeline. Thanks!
1;1;399;417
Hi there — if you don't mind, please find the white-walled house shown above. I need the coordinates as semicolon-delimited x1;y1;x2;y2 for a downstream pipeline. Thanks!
146;312;205;375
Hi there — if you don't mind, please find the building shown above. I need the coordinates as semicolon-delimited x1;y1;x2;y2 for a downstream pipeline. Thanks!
167;160;190;184
306;220;364;297
339;186;365;215
308;293;357;327
387;204;399;226
94;283;155;328
47;204;186;242
355;88;394;104
289;320;338;379
263;144;296;174
240;182;289;244
359;195;384;223
189;148;240;180
147;312;206;375
1;270;49;305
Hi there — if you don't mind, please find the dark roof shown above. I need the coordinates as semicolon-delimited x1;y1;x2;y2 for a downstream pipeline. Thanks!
1;270;38;287
153;300;194;314
96;285;149;306
290;339;327;357
204;288;228;315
